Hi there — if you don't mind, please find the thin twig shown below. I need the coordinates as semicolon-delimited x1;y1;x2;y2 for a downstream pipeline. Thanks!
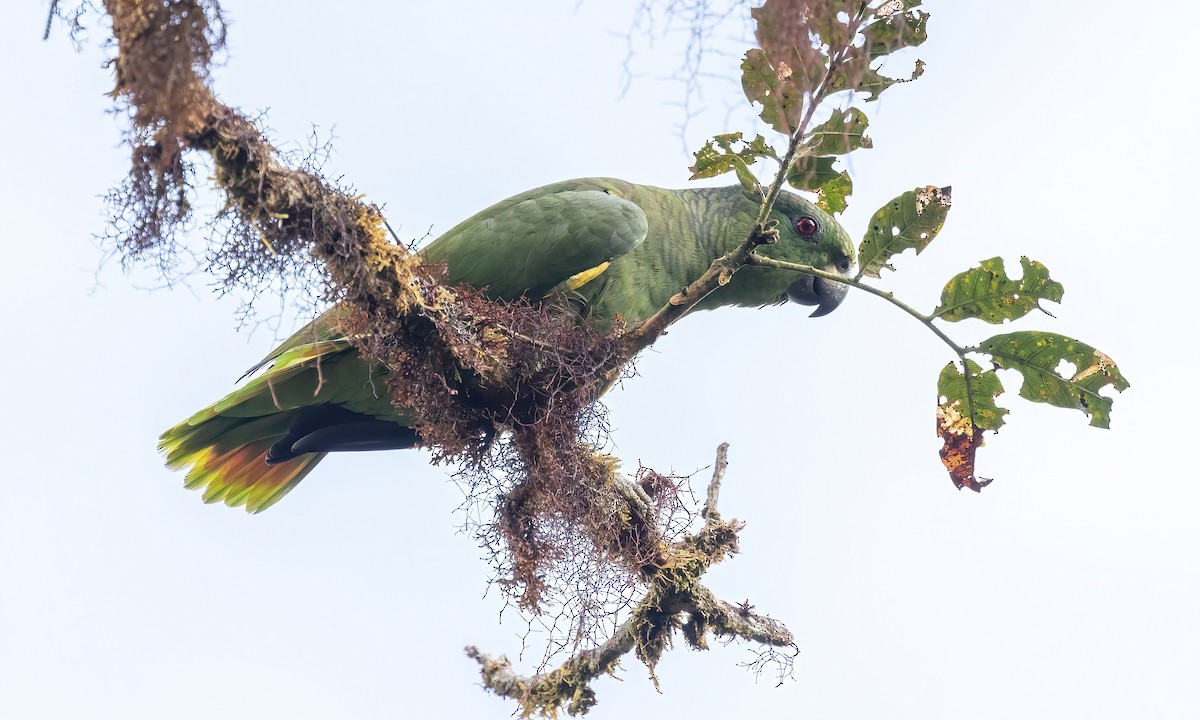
43;0;62;40
746;251;983;436
746;253;967;360
702;442;729;521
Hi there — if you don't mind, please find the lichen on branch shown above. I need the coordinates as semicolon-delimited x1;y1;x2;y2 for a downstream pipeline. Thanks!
468;445;796;717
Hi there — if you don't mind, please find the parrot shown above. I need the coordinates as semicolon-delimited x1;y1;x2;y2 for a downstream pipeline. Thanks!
160;178;856;512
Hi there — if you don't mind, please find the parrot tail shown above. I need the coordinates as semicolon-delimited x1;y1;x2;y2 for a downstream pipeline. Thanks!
160;324;419;513
159;413;328;514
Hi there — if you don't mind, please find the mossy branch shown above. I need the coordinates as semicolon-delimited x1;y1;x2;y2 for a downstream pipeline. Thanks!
468;445;795;717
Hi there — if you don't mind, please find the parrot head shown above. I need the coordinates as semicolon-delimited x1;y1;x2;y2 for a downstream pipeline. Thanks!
756;190;856;317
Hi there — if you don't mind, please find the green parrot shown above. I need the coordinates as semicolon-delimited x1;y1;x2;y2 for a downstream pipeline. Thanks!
160;178;855;512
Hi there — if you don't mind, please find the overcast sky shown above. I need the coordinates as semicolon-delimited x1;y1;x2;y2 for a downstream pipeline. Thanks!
2;2;1197;718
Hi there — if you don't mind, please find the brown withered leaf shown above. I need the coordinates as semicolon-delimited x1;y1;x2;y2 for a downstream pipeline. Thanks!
935;361;1006;492
935;401;991;492
750;0;832;95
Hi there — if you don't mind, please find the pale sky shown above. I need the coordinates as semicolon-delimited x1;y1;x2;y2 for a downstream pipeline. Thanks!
2;2;1197;718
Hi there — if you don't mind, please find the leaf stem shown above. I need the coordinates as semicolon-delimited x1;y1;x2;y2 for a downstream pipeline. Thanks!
746;251;992;432
745;253;967;360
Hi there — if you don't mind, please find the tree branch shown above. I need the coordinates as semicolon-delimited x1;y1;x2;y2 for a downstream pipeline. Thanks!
702;441;729;521
468;445;794;716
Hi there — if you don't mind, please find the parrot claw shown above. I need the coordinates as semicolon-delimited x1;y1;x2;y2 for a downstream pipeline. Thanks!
754;221;780;245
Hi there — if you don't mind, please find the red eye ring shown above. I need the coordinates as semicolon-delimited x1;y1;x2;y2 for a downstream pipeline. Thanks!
795;215;819;238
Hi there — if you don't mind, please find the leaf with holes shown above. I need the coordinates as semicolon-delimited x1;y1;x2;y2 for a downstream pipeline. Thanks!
740;48;805;135
786;156;852;213
803;0;862;47
874;0;924;19
978;332;1129;428
786;155;840;191
816;170;852;214
803;108;873;155
857;185;951;278
933;256;1064;324
690;133;778;195
751;0;846;88
936;359;1007;491
862;6;930;60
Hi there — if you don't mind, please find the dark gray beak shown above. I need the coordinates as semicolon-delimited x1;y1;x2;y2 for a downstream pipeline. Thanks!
786;266;849;317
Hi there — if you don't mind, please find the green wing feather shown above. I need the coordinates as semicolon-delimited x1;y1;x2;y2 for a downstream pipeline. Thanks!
421;179;649;299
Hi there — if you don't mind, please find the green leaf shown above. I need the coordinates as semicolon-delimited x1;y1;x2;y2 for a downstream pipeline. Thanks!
690;132;779;195
787;156;852;213
802;0;861;47
978;332;1130;428
857;185;951;278
787;154;853;215
828;55;925;102
803;107;873;155
826;55;870;94
936;359;1007;491
690;139;734;179
816;170;852;214
740;49;805;135
786;155;840;191
933;256;1065;324
938;359;1008;432
729;132;778;160
863;59;925;101
862;8;930;60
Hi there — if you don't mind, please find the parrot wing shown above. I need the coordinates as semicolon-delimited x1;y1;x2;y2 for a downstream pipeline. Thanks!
420;179;649;300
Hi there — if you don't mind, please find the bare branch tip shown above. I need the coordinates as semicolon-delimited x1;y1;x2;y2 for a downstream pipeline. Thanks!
702;442;730;521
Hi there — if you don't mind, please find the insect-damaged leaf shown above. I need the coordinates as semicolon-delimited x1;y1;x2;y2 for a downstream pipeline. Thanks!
825;2;927;102
936;359;1007;491
787;155;840;189
861;5;930;60
690;132;778;196
828;53;925;102
741;49;808;135
786;155;853;213
802;0;863;48
857;185;951;279
744;0;860;134
933;256;1064;324
978;332;1130;428
816;170;852;214
751;0;851;78
803;107;873;155
874;0;924;19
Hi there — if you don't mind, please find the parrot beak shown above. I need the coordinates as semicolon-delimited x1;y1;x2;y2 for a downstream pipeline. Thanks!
785;264;849;317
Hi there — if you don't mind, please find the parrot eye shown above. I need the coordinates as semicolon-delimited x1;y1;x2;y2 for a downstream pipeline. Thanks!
794;215;819;239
